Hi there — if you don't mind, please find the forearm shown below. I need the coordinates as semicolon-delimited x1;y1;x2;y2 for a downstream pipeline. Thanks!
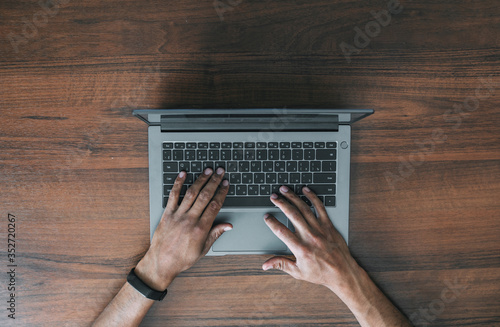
330;265;412;327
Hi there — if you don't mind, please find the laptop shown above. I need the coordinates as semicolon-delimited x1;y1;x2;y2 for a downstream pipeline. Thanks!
133;109;373;255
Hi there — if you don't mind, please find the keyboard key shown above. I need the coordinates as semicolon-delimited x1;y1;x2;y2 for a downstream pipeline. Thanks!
275;161;285;172
203;161;215;169
163;150;172;161
163;173;177;184
286;161;297;172
325;196;336;206
186;142;197;149
236;185;247;195
174;143;185;149
228;185;235;195
316;149;336;160
227;161;238;172
303;142;313;148
322;161;336;171
301;173;313;183
173;150;183;161
313;173;336;183
292;149;303;160
196;150;207;160
232;150;243;160
245;150;255;160
266;173;277;183
223;196;272;207
245;142;255;148
280;142;290;148
185;150;196;160
278;173;289;183
300;196;312;206
179;161;190;172
242;173;253;184
233;142;243;149
248;185;259;195
230;173;241;184
315;142;325;148
254;173;265;183
311;161;321;171
326;142;337;148
222;142;232;148
292;142;302;148
186;173;194;184
191;162;202;172
209;150;219;160
268;142;278;148
269;149;279;160
263;161;274;172
304;149;315;160
257;150;267;160
259;185;271;195
298;161;309;172
239;161;250;172
163;162;178;172
251;161;261;172
163;143;173;149
280;149;291;160
198;142;208;149
221;150;231;160
210;142;220;148
215;161;226;169
290;173;300;183
308;184;336;195
257;142;267;148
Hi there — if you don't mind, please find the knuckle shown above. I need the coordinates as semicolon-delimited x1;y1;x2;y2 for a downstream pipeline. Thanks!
198;190;212;202
184;188;197;200
209;200;221;211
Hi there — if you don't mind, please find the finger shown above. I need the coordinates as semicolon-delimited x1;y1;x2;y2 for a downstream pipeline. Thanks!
263;214;301;252
166;171;186;212
269;193;309;232
262;256;300;278
178;168;213;211
199;179;229;228
279;185;321;229
201;223;233;256
188;167;225;215
302;186;331;227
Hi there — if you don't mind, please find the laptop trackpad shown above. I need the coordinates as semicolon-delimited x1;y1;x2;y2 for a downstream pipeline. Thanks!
212;211;289;253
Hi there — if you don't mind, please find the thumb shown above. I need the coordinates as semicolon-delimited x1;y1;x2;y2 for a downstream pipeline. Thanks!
201;223;233;256
262;256;299;277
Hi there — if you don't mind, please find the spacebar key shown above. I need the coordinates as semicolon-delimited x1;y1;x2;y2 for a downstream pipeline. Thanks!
223;196;272;207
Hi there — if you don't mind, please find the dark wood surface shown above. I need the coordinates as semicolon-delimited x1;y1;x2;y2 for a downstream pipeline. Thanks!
1;0;499;326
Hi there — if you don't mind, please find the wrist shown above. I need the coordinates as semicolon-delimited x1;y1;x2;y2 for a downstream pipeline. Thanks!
135;253;176;291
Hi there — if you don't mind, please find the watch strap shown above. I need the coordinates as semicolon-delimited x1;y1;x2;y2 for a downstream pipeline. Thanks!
127;268;168;301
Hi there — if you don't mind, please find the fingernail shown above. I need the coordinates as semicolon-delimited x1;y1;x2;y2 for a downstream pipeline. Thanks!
271;193;278;199
303;186;311;193
224;226;232;231
280;185;288;193
222;179;229;186
263;213;270;220
216;167;224;175
178;171;186;178
263;266;270;271
204;168;212;175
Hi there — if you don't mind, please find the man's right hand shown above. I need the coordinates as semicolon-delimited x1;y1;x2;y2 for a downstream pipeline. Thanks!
262;185;412;327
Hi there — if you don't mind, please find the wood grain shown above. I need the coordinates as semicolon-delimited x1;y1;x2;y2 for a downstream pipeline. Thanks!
0;0;499;326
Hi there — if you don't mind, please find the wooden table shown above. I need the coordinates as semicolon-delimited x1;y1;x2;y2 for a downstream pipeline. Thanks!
1;0;498;326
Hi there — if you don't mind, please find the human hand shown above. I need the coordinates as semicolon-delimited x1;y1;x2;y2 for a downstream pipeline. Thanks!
262;186;364;298
135;167;232;290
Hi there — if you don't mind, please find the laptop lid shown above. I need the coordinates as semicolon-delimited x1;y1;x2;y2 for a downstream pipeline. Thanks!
133;109;374;131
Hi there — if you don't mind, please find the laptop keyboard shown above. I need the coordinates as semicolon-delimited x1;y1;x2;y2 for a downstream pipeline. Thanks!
162;141;337;208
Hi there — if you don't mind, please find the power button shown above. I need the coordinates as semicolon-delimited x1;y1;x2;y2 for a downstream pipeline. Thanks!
340;141;348;149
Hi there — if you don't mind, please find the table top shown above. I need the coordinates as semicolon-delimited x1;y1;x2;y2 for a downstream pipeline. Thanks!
1;0;499;326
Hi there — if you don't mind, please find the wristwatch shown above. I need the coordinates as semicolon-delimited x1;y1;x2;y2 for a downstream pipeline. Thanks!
127;268;168;301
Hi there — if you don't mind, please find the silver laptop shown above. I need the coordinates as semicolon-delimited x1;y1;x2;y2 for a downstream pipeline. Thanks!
134;109;373;255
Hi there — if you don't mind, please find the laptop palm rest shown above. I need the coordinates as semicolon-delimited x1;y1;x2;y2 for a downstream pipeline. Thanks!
212;210;289;253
